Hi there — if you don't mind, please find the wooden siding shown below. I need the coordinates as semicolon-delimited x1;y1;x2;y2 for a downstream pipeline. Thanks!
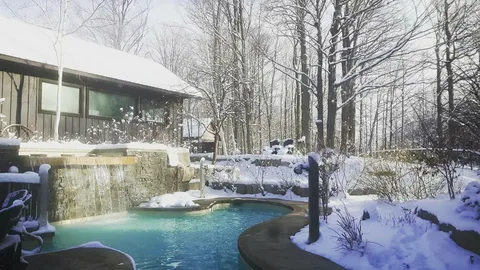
0;70;184;145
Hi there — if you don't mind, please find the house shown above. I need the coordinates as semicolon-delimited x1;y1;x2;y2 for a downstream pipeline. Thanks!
182;118;217;153
0;16;201;144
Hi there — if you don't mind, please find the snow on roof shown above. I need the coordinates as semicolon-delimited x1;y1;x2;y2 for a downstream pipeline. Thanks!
182;118;213;138
0;16;201;98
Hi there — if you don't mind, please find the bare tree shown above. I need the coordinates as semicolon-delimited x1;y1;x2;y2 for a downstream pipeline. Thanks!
148;25;192;78
83;0;151;54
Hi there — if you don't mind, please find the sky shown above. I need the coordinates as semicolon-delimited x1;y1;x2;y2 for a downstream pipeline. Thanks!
149;0;187;27
0;0;188;27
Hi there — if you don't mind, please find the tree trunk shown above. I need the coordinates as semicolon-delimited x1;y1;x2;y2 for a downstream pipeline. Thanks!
326;0;342;148
298;0;311;151
293;43;301;141
389;87;394;149
435;38;443;145
369;95;381;154
238;0;252;154
54;42;64;141
53;0;70;141
444;0;455;149
315;16;324;151
15;75;25;126
212;131;220;164
359;94;363;153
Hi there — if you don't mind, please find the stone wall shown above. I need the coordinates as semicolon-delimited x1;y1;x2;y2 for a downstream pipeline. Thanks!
18;149;194;222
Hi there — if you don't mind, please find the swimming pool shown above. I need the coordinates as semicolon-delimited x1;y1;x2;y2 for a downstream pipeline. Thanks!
42;202;290;270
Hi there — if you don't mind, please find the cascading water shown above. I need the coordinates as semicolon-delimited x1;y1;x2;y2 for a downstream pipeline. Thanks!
110;165;126;211
92;164;113;215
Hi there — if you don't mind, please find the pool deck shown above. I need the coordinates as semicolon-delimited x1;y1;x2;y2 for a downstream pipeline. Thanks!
135;197;345;270
24;247;135;270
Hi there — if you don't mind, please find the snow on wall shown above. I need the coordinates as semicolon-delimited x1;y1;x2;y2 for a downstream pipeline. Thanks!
0;16;200;98
0;138;21;146
20;141;189;166
0;172;39;184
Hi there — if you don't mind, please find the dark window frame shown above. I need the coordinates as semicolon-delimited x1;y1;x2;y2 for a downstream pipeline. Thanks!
38;78;83;117
86;88;138;120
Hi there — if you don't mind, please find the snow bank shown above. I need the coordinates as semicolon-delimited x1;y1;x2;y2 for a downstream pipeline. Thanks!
291;197;480;270
405;197;480;233
0;172;40;184
139;192;199;208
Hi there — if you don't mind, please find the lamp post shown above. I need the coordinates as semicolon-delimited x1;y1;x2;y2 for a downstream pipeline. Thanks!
294;154;320;243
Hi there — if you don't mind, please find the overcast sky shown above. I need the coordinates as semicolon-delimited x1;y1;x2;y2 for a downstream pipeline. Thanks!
149;0;187;27
0;0;188;28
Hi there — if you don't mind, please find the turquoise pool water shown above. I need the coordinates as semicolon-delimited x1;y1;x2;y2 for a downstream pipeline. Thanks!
43;202;290;270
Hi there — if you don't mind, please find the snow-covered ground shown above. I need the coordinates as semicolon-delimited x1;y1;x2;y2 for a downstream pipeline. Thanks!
291;194;480;270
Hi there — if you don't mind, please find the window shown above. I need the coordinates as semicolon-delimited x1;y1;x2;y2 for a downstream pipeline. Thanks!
40;81;81;114
141;99;166;123
88;90;135;119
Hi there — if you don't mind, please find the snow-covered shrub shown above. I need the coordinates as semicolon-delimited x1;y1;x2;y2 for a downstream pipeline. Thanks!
331;156;365;197
244;159;268;196
318;149;341;221
275;167;297;194
409;165;445;199
332;206;367;254
209;163;240;193
396;208;417;225
456;181;480;220
416;149;460;199
360;160;444;202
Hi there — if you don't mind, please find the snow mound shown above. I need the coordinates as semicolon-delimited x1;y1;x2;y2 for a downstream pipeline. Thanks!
139;192;199;208
292;199;480;270
456;181;480;220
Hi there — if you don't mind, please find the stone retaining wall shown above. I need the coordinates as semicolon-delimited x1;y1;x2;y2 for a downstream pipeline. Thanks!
11;149;195;222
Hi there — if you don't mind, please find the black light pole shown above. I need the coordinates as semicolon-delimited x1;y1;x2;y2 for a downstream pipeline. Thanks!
307;155;320;243
294;154;320;244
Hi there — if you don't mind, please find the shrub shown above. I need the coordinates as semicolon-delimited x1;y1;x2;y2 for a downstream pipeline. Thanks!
456;181;480;220
359;160;444;202
332;206;367;254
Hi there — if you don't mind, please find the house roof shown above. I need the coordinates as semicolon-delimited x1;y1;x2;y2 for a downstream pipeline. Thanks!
0;16;202;98
182;118;213;139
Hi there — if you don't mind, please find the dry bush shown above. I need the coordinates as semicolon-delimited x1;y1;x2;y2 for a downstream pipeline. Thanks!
332;206;367;254
359;160;444;202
